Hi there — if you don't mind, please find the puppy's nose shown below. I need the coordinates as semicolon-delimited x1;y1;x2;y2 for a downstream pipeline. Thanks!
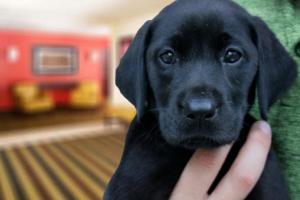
180;97;217;120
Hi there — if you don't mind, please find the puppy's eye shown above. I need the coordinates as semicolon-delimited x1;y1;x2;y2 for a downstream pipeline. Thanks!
160;50;177;65
223;49;242;64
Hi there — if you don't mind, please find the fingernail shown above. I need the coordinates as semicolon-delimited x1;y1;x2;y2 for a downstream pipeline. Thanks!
256;121;271;135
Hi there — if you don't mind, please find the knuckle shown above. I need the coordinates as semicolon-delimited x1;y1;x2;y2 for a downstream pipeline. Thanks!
197;151;218;168
198;147;229;168
236;172;256;189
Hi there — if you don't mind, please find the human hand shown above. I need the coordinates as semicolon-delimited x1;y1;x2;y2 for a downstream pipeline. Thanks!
170;121;272;200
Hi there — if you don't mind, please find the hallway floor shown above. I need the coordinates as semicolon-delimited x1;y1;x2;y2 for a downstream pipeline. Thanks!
0;133;125;200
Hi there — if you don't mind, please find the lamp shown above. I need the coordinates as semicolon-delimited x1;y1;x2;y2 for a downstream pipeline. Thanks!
7;46;19;63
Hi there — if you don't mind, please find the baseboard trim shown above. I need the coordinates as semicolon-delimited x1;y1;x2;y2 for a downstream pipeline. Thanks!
0;121;125;149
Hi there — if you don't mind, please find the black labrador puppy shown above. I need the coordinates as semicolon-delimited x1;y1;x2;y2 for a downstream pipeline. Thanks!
104;0;297;199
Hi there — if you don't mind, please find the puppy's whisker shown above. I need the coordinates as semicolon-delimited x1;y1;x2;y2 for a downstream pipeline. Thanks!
137;123;160;143
225;100;234;105
145;107;166;114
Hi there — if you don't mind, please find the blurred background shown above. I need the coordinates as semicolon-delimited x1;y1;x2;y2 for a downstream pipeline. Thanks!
0;0;173;199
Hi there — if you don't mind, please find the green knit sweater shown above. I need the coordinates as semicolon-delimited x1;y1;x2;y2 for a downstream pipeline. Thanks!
234;0;300;199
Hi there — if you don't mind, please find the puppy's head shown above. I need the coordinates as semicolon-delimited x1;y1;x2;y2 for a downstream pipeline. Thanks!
116;0;297;149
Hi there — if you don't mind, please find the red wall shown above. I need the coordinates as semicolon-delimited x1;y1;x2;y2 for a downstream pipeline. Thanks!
0;30;110;111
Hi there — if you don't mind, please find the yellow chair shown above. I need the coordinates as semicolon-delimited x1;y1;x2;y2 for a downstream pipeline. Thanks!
13;83;54;113
70;81;102;109
104;104;136;124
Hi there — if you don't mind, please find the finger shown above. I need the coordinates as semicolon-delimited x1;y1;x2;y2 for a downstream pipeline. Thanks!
170;144;232;200
209;121;272;200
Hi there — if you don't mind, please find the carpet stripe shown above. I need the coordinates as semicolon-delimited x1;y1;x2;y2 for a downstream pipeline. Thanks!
75;138;120;166
41;145;102;199
34;145;94;199
55;143;112;182
6;149;42;200
13;148;52;200
69;140;119;170
97;137;125;150
96;135;124;148
94;140;123;161
68;139;118;169
85;139;122;161
0;134;125;200
0;152;17;200
1;151;27;200
106;135;125;145
29;146;78;200
52;143;109;185
17;148;66;200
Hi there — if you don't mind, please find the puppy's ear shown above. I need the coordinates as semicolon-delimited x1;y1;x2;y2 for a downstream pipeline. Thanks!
252;17;297;120
116;21;152;119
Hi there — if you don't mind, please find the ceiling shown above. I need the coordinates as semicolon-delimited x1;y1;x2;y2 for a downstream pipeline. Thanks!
0;0;173;34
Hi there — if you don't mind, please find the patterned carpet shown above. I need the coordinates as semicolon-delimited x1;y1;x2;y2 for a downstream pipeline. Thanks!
0;133;125;200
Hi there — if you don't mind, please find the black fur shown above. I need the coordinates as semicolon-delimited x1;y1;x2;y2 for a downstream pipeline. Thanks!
105;0;297;199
